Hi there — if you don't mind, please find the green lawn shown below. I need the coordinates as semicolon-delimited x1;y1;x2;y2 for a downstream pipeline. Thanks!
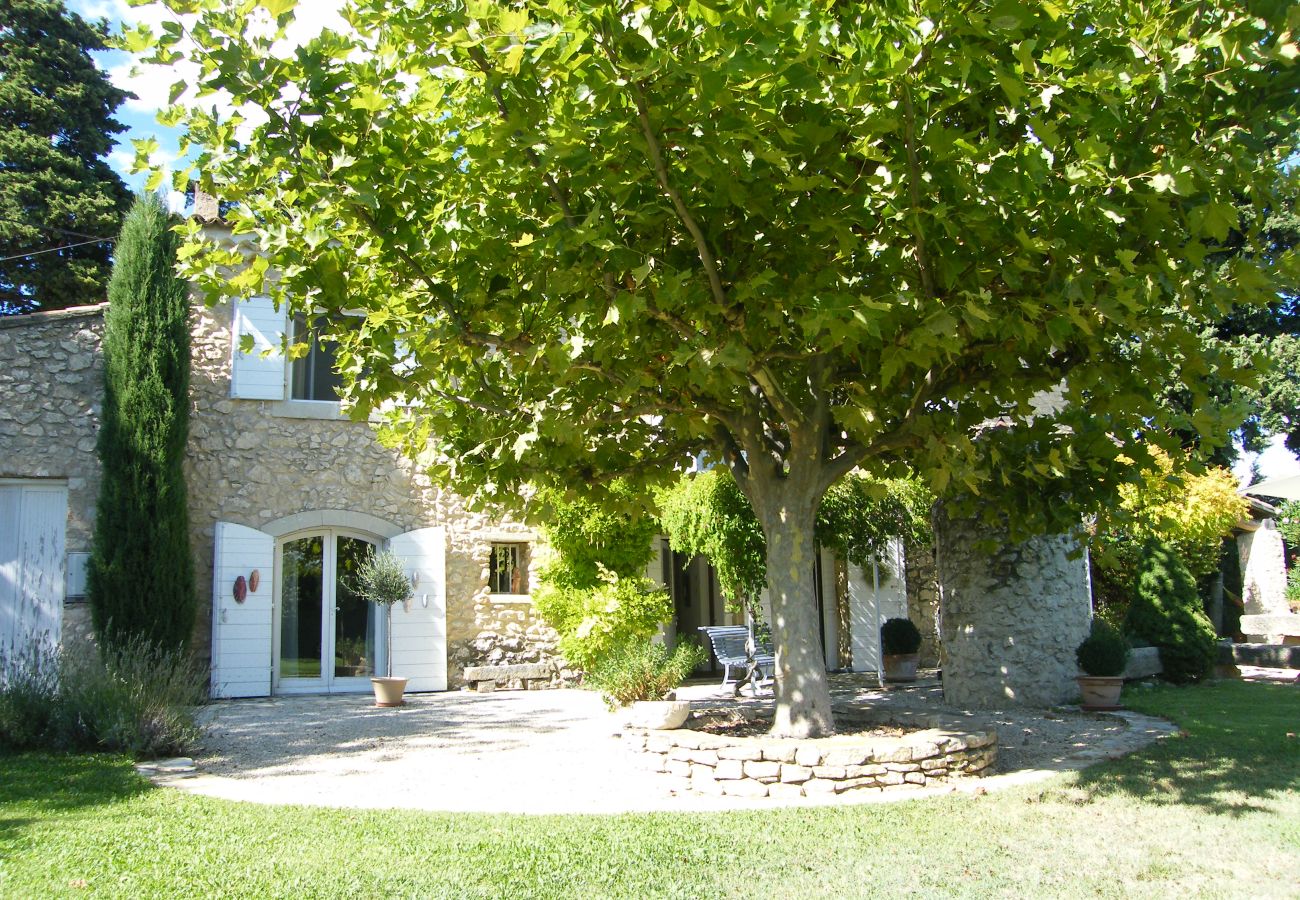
1;680;1297;899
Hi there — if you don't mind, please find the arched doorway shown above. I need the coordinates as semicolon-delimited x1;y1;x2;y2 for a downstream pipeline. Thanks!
275;529;382;694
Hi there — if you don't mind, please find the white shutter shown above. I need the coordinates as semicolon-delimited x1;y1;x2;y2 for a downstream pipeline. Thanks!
387;527;447;692
230;295;286;400
645;537;666;588
847;539;910;672
211;522;274;698
0;483;66;661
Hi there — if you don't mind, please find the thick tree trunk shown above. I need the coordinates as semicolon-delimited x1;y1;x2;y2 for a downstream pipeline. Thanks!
749;480;836;738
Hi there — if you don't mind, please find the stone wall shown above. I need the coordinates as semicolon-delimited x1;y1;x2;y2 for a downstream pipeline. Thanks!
934;505;1092;708
905;540;942;667
0;305;106;648
1;299;560;689
187;297;554;687
628;708;997;799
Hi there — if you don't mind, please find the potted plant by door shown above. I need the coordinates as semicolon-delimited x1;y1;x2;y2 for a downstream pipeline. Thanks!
880;617;923;683
1075;618;1130;711
354;549;414;707
588;640;707;729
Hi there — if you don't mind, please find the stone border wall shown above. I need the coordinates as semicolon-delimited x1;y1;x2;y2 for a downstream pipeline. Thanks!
625;709;997;799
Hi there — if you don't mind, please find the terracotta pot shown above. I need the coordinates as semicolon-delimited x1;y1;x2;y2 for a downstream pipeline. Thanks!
371;676;409;707
883;653;919;683
1076;675;1124;711
624;700;691;730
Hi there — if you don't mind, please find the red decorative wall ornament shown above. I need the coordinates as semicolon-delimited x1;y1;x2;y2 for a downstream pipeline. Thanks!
248;569;261;593
233;575;248;604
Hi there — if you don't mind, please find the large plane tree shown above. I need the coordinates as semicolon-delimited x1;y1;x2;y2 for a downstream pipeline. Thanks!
142;0;1297;736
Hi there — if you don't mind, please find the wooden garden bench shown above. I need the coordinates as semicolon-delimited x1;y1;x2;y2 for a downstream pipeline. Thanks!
698;625;775;695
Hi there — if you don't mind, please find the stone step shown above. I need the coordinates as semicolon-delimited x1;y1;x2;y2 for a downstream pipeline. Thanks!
1221;642;1300;670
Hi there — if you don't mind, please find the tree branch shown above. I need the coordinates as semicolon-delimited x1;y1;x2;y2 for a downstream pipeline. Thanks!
900;80;936;300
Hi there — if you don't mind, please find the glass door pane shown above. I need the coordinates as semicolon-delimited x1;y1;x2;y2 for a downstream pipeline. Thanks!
280;535;324;679
333;536;378;680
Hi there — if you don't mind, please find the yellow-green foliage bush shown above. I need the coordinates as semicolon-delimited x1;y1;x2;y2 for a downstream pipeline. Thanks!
1092;448;1246;607
532;568;672;673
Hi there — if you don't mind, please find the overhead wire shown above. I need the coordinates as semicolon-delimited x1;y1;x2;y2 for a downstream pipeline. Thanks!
0;237;114;263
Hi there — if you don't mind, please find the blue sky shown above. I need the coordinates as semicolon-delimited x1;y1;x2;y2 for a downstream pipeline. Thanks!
59;1;1300;484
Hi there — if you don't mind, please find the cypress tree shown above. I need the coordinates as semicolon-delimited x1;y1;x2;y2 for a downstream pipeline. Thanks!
1127;539;1218;684
87;194;195;651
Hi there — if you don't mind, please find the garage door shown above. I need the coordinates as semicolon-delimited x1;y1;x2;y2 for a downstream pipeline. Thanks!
0;482;67;667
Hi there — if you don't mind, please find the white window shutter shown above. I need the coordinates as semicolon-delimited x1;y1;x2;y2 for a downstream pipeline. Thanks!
211;522;274;698
645;537;666;588
230;296;286;400
386;527;447;692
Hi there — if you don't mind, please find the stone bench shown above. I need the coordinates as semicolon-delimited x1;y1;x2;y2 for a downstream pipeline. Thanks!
462;663;557;692
1239;614;1300;644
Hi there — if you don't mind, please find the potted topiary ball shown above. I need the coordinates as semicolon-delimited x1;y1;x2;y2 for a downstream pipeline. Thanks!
354;549;414;707
1075;618;1131;710
880;617;923;683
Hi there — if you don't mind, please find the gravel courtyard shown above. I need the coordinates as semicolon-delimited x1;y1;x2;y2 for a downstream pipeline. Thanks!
167;673;1180;814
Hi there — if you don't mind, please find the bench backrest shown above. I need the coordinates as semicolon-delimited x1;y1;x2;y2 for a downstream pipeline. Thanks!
698;625;773;663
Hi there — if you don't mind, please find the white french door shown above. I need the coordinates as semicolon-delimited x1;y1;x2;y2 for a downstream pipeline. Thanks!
275;529;383;694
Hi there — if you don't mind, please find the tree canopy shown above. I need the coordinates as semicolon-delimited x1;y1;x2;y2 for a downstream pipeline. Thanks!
146;0;1299;735
0;0;131;314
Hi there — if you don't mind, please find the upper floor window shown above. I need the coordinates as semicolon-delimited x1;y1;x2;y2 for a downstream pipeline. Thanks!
290;314;344;402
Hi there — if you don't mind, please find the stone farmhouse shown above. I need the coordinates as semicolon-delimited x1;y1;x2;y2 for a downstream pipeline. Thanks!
0;229;946;700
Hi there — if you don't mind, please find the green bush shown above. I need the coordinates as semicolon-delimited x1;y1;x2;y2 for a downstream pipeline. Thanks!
586;640;707;708
880;617;922;655
1076;619;1130;677
1127;539;1218;684
0;635;206;758
533;568;672;672
0;645;59;750
1286;567;1300;615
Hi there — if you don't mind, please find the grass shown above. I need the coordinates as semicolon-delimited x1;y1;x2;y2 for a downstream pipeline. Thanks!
0;680;1297;899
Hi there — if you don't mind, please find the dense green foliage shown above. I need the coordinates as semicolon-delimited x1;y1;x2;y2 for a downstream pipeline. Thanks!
1277;499;1300;553
86;194;195;651
1;680;1297;897
586;639;706;708
1091;448;1246;623
531;485;668;672
533;483;659;590
656;469;767;612
0;0;131;313
1128;540;1218;684
1075;618;1130;677
0;635;205;758
880;617;923;656
656;468;933;611
144;0;1299;735
534;567;673;673
817;474;934;569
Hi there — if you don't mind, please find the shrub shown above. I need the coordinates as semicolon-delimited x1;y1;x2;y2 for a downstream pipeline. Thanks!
0;644;59;751
1076;619;1130;677
0;635;206;758
587;640;707;709
1127;539;1218;684
880;617;922;656
1287;567;1300;615
533;567;672;672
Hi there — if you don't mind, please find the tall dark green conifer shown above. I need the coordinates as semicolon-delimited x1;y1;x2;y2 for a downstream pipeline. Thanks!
87;194;195;651
0;0;132;313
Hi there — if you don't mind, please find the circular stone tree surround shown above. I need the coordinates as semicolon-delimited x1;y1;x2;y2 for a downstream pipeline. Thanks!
624;707;997;800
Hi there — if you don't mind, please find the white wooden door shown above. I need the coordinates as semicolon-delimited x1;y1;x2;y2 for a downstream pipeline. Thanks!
387;527;447;692
0;482;67;667
211;522;275;698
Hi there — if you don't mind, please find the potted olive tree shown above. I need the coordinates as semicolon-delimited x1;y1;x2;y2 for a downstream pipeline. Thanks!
588;640;707;729
1075;618;1130;710
880;617;923;683
354;549;414;707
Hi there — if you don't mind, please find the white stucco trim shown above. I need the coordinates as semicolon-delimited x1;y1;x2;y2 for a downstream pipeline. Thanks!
267;399;348;420
259;509;405;540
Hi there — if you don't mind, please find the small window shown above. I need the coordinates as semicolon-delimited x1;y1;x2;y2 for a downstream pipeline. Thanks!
488;543;529;594
290;314;344;402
